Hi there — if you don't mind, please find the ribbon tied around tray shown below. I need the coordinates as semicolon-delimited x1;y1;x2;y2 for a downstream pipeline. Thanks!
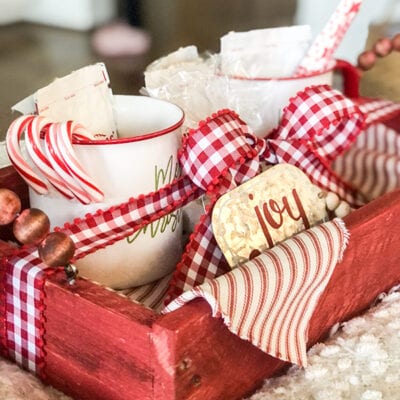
54;81;400;298
165;84;366;298
58;84;370;301
6;84;400;375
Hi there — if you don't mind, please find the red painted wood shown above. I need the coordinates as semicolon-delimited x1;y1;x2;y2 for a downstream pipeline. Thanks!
153;300;287;400
150;188;400;400
43;272;158;400
1;166;400;400
308;188;400;344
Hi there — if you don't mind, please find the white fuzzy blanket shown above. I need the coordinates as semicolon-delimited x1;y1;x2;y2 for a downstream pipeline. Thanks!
2;292;400;400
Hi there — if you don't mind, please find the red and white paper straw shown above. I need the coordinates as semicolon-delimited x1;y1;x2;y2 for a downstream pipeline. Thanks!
295;0;363;76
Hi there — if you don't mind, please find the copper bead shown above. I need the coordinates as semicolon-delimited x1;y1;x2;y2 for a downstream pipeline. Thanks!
373;37;393;57
0;188;21;225
38;231;75;267
357;50;376;71
392;33;400;52
13;208;50;245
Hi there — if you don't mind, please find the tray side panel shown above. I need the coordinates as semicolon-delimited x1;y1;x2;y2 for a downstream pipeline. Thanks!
43;271;158;400
308;188;400;343
154;189;400;400
153;300;287;400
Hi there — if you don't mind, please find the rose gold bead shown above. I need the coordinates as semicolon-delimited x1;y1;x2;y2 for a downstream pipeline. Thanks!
373;37;393;57
13;208;50;245
392;33;400;51
357;50;377;71
38;231;75;267
0;188;21;225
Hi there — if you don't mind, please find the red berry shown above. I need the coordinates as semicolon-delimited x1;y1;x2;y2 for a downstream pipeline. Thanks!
373;37;392;57
13;208;50;245
0;188;21;225
38;231;75;267
357;50;376;71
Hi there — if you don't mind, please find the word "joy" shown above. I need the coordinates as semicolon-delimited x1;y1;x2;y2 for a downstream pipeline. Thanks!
250;188;310;256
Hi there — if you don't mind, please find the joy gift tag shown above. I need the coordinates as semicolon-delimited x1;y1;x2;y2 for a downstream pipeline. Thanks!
212;164;328;267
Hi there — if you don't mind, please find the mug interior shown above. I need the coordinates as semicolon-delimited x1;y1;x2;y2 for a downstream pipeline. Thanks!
74;95;184;144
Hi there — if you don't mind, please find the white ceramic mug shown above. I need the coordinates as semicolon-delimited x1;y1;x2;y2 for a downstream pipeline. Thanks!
29;95;184;289
210;68;333;137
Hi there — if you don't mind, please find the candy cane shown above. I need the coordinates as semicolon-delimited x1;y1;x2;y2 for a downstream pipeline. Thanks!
295;0;362;76
56;121;104;203
6;115;49;194
44;123;92;204
24;116;75;199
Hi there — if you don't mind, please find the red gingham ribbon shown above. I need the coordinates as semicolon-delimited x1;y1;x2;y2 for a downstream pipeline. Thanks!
3;85;400;374
56;86;400;268
179;112;260;192
179;85;367;206
0;249;53;376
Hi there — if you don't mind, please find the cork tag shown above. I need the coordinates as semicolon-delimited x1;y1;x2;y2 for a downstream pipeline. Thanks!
212;164;328;267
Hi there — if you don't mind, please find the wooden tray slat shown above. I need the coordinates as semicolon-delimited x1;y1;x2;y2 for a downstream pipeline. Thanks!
44;273;157;400
1;166;400;400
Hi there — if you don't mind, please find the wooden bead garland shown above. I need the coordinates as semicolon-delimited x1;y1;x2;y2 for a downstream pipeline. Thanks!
0;188;21;225
0;187;77;284
358;33;400;71
320;191;353;219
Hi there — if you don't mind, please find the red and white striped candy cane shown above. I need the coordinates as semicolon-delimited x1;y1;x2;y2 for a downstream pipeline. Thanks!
56;121;104;203
44;122;92;204
24;116;75;199
6;115;49;195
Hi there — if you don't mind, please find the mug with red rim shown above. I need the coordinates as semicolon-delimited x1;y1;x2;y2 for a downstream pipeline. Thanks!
211;62;335;138
29;95;185;289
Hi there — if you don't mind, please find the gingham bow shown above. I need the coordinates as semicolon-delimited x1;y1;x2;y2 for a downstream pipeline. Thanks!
179;85;365;205
179;111;261;192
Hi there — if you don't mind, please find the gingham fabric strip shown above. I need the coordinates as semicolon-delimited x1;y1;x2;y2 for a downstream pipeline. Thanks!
163;218;348;367
358;99;400;126
333;123;400;201
0;249;50;374
266;85;365;206
57;86;400;260
53;85;400;300
64;175;204;260
165;206;231;304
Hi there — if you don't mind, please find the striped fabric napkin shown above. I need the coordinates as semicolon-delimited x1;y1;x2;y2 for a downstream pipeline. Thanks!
163;218;348;367
334;123;400;202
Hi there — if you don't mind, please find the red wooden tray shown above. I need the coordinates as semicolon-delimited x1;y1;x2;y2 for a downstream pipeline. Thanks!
1;156;400;399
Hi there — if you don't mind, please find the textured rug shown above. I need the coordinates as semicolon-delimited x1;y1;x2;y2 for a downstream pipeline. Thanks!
1;290;400;400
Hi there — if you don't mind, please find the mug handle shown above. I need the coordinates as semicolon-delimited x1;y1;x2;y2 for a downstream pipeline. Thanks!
334;59;362;99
